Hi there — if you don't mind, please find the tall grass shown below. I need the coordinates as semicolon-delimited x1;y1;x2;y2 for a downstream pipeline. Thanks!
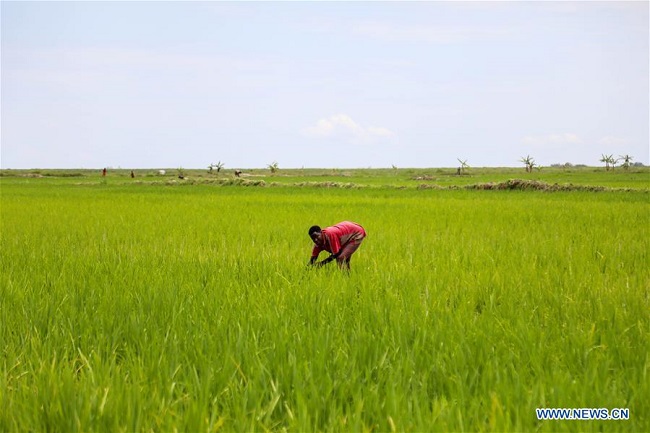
1;181;648;431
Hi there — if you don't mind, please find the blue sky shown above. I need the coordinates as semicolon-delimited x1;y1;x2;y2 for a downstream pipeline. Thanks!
2;1;648;169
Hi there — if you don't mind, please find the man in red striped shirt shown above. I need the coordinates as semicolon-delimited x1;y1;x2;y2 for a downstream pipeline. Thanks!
308;221;367;270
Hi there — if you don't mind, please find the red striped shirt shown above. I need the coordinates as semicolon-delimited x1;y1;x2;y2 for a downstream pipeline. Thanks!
311;221;366;257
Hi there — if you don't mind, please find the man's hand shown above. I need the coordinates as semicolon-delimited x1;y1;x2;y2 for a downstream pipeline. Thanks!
318;254;338;267
309;253;338;268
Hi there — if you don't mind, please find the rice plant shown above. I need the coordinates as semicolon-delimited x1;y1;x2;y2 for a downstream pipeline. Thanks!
1;176;648;432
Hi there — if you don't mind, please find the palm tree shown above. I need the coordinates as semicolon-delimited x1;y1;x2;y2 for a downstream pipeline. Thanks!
208;161;225;173
619;154;633;170
457;158;469;175
520;155;535;173
600;154;615;171
268;161;279;174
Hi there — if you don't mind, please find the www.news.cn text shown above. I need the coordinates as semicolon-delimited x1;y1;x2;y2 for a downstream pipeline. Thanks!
536;408;629;421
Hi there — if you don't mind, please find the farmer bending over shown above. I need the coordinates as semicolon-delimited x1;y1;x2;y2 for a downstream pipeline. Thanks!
308;221;366;270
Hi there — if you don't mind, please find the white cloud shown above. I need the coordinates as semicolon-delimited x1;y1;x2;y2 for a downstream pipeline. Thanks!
303;114;395;145
597;136;629;147
522;133;583;147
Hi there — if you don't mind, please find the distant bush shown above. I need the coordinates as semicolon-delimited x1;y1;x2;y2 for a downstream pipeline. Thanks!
42;172;84;177
465;179;606;192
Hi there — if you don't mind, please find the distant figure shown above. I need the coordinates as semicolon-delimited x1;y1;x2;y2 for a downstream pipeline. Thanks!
130;170;135;178
234;170;242;177
308;221;366;270
102;168;107;177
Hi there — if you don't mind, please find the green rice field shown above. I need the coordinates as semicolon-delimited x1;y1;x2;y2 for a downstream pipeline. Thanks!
1;167;648;432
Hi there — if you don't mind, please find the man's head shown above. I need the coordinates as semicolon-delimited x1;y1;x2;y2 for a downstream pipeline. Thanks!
308;225;322;244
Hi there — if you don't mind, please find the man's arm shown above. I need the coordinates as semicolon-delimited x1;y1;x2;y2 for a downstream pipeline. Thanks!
315;251;340;267
316;234;342;267
308;243;322;266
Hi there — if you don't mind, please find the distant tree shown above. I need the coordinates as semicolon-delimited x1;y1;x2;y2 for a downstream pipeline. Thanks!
457;158;469;175
520;155;535;173
600;154;616;171
208;161;225;173
600;154;609;170
268;161;279;174
619;154;633;170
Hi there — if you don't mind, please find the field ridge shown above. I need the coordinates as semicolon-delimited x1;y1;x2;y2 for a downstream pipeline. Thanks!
67;176;650;192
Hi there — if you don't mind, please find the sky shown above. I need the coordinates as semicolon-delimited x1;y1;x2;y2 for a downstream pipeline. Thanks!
1;1;648;169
